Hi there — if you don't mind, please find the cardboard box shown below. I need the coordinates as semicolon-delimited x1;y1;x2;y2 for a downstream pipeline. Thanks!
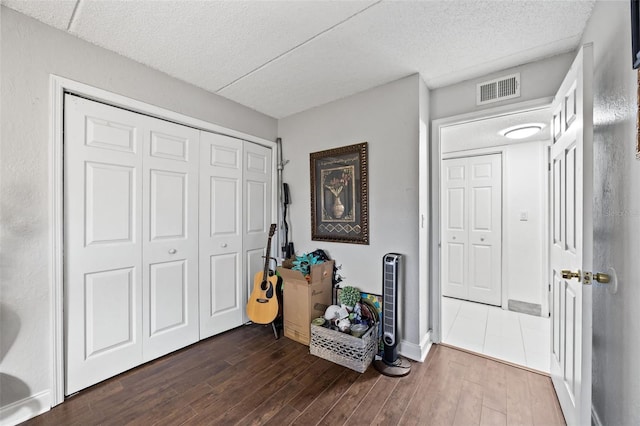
278;260;334;345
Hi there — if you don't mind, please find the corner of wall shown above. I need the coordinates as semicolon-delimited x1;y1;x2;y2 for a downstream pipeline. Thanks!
0;390;51;426
399;330;433;362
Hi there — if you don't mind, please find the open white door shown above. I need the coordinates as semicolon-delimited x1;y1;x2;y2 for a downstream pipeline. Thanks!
549;44;593;426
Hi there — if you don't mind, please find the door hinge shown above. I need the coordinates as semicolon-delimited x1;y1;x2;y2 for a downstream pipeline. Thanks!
548;283;551;292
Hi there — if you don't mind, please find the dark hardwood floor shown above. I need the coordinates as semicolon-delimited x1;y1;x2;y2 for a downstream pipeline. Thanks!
24;324;565;425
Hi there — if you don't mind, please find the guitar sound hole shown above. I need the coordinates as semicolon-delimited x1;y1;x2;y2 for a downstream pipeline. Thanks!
260;281;274;298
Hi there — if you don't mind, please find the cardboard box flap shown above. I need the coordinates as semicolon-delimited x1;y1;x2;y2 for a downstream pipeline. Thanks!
278;260;334;285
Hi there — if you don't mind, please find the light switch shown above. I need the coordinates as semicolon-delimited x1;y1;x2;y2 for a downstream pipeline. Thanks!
520;211;528;221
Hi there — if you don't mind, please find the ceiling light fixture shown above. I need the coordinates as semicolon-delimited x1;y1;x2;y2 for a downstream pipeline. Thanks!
499;123;546;140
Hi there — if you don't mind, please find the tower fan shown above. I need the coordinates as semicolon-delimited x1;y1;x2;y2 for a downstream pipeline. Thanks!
374;253;411;376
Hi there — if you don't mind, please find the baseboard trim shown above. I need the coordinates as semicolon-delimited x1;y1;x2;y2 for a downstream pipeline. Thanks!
399;331;433;362
0;390;51;426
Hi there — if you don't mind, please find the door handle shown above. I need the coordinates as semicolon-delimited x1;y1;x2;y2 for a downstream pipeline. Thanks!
168;248;177;254
593;272;610;284
572;271;612;286
561;269;581;282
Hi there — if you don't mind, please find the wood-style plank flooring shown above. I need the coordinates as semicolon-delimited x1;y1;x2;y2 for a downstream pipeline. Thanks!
24;324;565;425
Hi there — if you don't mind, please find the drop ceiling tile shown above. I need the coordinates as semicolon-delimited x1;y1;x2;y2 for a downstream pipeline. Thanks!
2;0;77;30
69;0;375;94
220;1;594;118
2;0;595;120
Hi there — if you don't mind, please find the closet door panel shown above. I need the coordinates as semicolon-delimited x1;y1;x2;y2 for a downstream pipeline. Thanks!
199;133;244;338
441;157;469;300
467;154;502;305
243;143;273;322
441;154;502;306
65;95;143;395
142;117;200;361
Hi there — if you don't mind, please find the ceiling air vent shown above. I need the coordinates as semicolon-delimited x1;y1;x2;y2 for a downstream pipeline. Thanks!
476;73;520;105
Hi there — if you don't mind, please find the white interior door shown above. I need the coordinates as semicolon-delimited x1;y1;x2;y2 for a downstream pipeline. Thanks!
442;154;502;306
65;95;143;394
199;132;244;338
142;118;199;361
442;157;468;300
549;45;593;426
243;142;273;323
65;95;200;394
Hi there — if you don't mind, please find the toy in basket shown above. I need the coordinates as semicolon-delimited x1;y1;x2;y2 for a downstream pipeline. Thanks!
309;286;380;373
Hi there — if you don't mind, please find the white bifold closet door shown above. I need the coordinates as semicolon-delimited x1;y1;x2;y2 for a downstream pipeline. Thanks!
442;154;502;306
198;133;272;337
65;95;199;394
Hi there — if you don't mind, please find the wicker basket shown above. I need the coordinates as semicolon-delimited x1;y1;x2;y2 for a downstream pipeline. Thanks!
309;323;378;373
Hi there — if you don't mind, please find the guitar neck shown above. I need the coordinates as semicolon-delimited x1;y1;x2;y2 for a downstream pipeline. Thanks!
262;224;276;282
262;236;272;281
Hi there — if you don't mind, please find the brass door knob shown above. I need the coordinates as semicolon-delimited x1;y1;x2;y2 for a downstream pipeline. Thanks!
594;272;611;284
561;269;581;281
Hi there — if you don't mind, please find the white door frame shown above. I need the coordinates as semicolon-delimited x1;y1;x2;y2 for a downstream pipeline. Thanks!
428;97;552;344
48;75;278;406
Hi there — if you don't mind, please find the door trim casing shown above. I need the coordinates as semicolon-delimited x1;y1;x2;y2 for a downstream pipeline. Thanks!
428;97;552;344
49;75;277;406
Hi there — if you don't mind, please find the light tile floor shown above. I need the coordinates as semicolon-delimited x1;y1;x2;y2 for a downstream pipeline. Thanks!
441;296;551;373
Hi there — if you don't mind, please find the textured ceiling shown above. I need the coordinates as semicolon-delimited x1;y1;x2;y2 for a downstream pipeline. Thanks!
2;0;595;119
441;107;551;153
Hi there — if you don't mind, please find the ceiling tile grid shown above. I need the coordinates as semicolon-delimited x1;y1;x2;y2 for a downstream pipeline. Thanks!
1;0;596;119
70;0;377;94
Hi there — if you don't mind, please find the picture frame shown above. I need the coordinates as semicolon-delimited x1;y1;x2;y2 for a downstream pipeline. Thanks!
310;142;369;244
637;69;640;159
632;0;640;69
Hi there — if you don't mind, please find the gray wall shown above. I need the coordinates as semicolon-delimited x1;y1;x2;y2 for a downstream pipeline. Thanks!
278;74;429;350
430;52;574;120
0;7;277;411
582;2;640;424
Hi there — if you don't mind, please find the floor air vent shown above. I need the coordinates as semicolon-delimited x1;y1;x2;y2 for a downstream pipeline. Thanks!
476;73;520;105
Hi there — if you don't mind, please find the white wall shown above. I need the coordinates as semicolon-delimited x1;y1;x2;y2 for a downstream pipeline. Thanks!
430;52;574;120
278;74;430;355
503;141;547;309
0;7;277;419
442;140;548;311
581;2;640;424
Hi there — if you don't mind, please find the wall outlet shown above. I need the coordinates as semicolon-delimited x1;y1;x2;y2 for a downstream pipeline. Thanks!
519;211;528;221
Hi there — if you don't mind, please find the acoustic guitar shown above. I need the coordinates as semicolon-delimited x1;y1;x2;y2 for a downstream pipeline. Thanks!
246;224;281;324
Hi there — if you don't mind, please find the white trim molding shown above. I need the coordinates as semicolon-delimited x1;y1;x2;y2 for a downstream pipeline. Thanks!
0;390;51;426
399;331;433;362
49;75;277;407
